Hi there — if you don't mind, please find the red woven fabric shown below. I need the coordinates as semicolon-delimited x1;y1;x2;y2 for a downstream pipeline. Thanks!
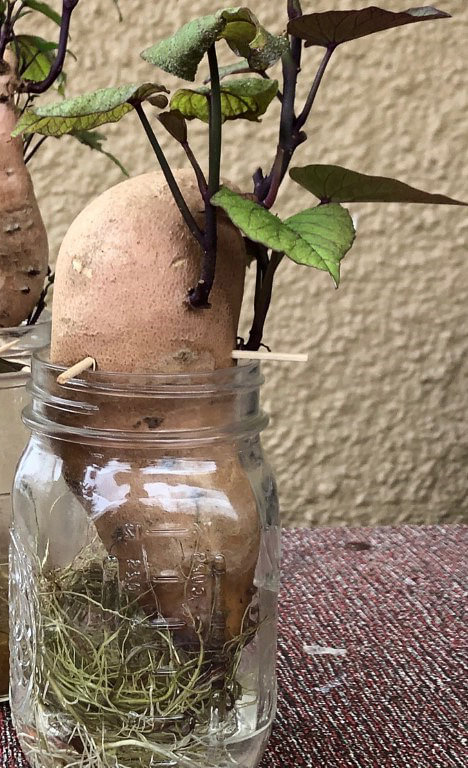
1;525;467;767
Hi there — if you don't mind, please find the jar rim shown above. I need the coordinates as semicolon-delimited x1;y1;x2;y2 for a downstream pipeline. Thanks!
32;348;264;395
25;349;268;446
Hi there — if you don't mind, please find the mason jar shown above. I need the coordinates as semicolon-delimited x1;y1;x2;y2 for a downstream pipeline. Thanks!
10;350;280;768
0;317;50;701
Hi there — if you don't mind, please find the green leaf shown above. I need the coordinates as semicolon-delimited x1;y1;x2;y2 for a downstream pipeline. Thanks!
141;7;287;81
16;34;67;93
12;83;168;137
171;77;277;123
284;205;356;283
212;186;355;285
23;1;62;26
17;34;58;82
70;130;129;176
142;14;221;81
158;111;187;143
18;34;57;54
288;6;450;47
289;165;468;206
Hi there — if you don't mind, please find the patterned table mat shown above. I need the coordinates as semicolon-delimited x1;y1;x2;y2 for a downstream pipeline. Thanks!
1;525;467;767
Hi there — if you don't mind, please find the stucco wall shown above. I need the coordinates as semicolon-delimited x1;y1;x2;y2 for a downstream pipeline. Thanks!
28;0;467;526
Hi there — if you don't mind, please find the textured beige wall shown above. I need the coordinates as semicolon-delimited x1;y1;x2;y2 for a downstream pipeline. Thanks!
28;0;467;527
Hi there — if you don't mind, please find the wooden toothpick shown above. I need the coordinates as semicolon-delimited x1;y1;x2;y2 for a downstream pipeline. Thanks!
57;357;96;384
232;350;309;363
0;338;21;356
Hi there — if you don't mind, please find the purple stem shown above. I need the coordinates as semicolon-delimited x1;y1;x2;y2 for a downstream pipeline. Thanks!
244;252;284;351
295;45;335;131
20;0;80;94
260;48;301;208
287;0;303;20
182;141;208;197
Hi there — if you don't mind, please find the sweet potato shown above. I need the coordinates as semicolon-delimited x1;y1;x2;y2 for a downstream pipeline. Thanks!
0;53;48;327
51;170;260;640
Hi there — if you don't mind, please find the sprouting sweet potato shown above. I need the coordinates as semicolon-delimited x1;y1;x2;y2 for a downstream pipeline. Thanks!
0;53;48;328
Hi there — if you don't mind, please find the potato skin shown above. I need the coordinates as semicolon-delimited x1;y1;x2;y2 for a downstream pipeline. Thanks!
0;57;49;327
51;170;247;372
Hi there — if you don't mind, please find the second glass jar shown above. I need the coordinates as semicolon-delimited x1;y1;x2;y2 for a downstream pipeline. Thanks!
0;317;50;701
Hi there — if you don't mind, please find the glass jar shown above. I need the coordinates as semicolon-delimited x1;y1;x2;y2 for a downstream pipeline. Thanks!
0;317;51;701
10;351;280;768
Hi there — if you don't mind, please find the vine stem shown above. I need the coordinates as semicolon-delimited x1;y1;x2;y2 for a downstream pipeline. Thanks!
135;103;204;247
287;0;303;19
244;253;284;351
187;43;222;309
261;46;301;209
19;0;81;94
207;45;222;198
247;5;336;349
296;45;335;131
11;2;26;27
182;140;207;197
261;44;335;210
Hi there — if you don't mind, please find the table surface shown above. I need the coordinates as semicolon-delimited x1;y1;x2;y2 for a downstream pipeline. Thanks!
1;525;467;768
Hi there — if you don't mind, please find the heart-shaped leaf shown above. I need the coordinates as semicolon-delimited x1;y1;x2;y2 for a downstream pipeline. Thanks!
284;205;356;282
171;77;277;123
288;6;450;47
23;0;61;25
141;7;287;82
290;164;467;205
212;186;355;285
71;130;129;176
12;83;168;137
